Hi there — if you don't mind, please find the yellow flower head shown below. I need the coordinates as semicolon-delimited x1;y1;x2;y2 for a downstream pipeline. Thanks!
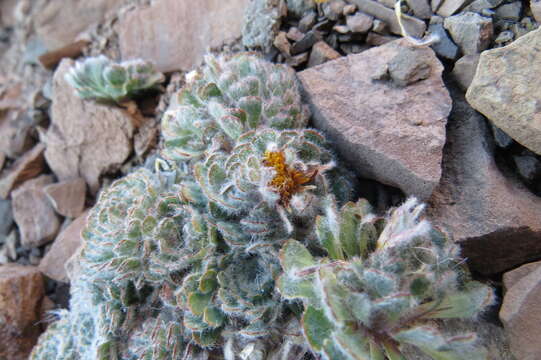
263;151;316;206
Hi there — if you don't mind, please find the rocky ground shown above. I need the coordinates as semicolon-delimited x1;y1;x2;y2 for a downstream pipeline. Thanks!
0;0;540;359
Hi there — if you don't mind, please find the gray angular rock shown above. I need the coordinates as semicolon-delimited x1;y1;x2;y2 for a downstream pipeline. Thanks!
43;178;86;218
39;210;88;283
513;154;541;183
466;28;541;155
444;12;493;55
491;124;514;148
429;23;460;60
0;200;13;238
44;60;135;194
436;0;471;17
428;87;541;275
298;39;451;200
287;0;316;17
463;0;503;12
0;264;45;360
495;1;522;21
348;0;427;37
0;143;45;199
298;10;317;32
500;260;541;360
406;0;433;19
118;0;249;72
532;0;541;23
346;12;374;33
451;54;480;90
307;41;341;67
12;175;60;248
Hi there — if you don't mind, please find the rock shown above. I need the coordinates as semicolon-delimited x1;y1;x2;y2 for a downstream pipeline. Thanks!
34;0;124;50
286;27;305;42
340;42;370;54
298;39;451;200
0;109;35;159
513;154;541;183
0;153;4;171
346;12;374;33
134;120;159;157
274;31;291;56
0;264;45;360
494;30;514;45
371;19;388;34
44;60;135;194
444;12;493;55
343;4;357;15
387;47;433;87
348;0;427;38
12;175;60;248
287;0;316;17
286;52;310;67
298;10;317;32
463;0;503;13
429;23;460;61
43;178;86;218
118;0;249;73
451;54;480;90
495;1;522;21
38;40;89;70
466;28;541;155
406;0;433;19
0;200;13;238
2;230;18;263
532;0;541;23
0;0;19;27
500;261;541;360
0;84;36;159
323;0;347;21
39;210;88;283
308;41;342;67
491;124;514;148
0;143;45;199
333;24;351;34
366;32;399;45
428;87;541;275
436;0;470;17
291;30;322;55
432;0;444;12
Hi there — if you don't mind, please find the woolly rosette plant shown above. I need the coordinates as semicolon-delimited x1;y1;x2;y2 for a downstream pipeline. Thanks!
277;198;495;360
31;52;492;360
161;53;310;162
65;55;165;103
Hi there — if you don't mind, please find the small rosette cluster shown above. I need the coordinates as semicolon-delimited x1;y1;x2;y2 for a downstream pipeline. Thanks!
278;198;495;360
65;55;165;103
161;54;309;162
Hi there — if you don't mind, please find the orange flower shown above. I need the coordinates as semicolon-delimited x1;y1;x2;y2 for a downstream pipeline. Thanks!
263;151;316;206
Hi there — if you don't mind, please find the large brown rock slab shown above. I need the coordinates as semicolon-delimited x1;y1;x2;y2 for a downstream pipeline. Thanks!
466;27;541;155
298;39;451;200
34;0;124;50
12;175;60;248
117;0;249;73
500;260;541;360
428;87;541;275
39;210;88;283
0;264;45;360
44;60;135;194
0;143;45;199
